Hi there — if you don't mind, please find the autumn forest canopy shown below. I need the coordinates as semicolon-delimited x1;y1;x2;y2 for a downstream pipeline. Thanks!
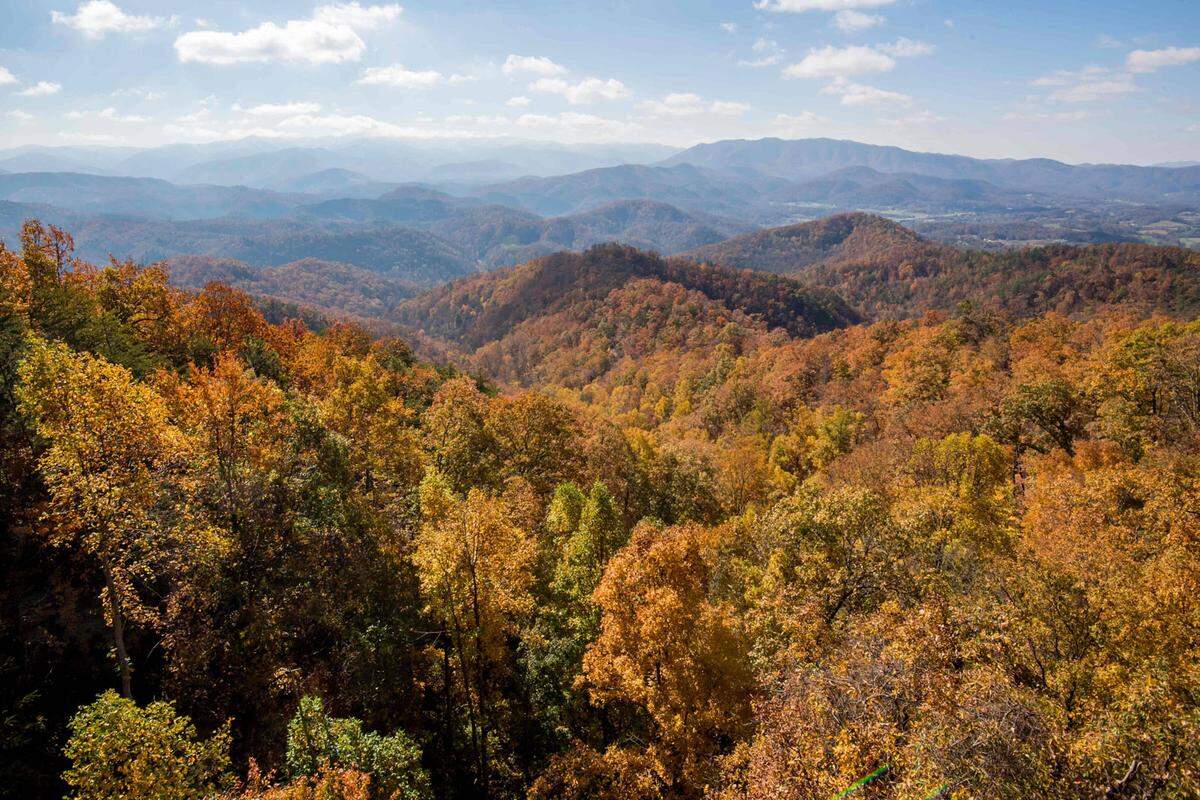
2;208;1200;800
5;0;1200;794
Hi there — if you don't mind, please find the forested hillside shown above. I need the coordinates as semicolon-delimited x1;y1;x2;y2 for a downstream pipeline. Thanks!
393;243;859;385
2;219;1199;800
1;192;755;282
691;212;1200;318
166;255;421;323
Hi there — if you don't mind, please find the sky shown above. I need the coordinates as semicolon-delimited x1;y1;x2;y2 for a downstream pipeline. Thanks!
0;0;1197;164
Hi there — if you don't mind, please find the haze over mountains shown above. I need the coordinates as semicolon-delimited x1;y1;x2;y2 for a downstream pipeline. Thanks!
2;136;1198;291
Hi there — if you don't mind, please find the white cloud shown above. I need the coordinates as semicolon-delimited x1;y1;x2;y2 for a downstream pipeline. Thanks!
1050;76;1136;102
444;114;508;126
0;67;15;86
99;106;148;122
514;111;641;140
882;109;945;126
51;1;167;39
58;131;122;144
506;95;532;107
175;107;212;124
638;93;748;116
832;10;883;32
64;106;150;122
783;45;895;78
773;111;831;135
448;73;478;85
273;112;443;138
1127;46;1200;73
530;76;630;104
8;110;35;123
174;3;401;65
1095;34;1122;49
111;87;165;100
162;108;645;145
740;56;781;68
314;2;402;29
739;38;783;67
721;22;738;33
502;54;567;77
878;38;934;57
710;100;751;115
784;38;930;78
756;0;895;11
358;64;443;88
1034;67;1136;103
1031;66;1107;86
1002;109;1092;122
17;81;62;97
821;77;911;106
237;101;323;116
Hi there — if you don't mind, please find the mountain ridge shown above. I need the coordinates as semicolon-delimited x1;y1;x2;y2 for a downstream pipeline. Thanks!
663;137;1200;203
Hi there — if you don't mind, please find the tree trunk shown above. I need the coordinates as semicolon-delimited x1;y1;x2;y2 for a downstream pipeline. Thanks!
102;565;132;697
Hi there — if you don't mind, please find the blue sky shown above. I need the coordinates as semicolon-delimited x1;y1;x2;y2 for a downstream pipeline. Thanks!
0;0;1197;163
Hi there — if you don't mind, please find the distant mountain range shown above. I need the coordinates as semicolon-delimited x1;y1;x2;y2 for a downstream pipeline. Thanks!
663;137;1200;204
0;172;304;219
0;139;678;186
1;136;1198;292
0;191;751;284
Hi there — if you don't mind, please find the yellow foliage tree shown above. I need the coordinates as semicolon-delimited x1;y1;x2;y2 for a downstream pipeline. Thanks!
413;470;536;798
16;339;181;696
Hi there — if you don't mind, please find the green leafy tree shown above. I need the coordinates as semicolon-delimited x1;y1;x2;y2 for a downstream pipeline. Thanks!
62;691;230;800
286;696;431;800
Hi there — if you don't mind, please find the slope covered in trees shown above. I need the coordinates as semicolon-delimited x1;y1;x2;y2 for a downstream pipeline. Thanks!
1;193;756;283
431;199;753;269
393;243;858;385
690;212;1200;318
3;219;1200;800
689;212;949;275
166;255;420;323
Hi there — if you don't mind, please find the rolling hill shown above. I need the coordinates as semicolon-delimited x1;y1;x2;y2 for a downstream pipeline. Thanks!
475;163;788;219
393;243;859;385
0;172;306;219
424;199;755;268
0;203;477;283
689;212;1200;319
2;191;757;281
473;161;1052;224
166;255;420;321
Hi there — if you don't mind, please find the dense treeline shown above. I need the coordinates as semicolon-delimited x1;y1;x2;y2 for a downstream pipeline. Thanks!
2;221;1199;799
